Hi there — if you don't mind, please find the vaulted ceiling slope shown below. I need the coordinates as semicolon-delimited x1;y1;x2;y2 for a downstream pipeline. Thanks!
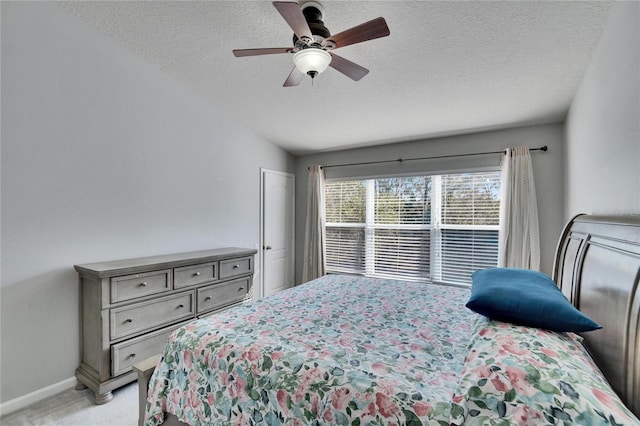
61;1;612;155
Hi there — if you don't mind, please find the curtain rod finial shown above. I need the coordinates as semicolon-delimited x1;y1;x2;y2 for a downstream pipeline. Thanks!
541;146;548;152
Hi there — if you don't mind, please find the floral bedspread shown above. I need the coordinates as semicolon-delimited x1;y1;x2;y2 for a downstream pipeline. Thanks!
449;317;639;425
144;275;477;425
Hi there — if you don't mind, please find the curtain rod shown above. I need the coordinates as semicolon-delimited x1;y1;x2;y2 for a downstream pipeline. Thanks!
314;145;548;170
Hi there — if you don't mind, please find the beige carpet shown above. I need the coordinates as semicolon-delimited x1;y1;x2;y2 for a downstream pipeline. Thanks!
1;382;138;426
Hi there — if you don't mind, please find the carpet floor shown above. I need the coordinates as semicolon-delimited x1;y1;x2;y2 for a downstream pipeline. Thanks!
1;382;138;426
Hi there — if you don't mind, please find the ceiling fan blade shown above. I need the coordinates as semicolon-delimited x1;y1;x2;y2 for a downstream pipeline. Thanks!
327;17;390;49
283;67;305;87
329;53;369;81
233;48;292;57
273;1;313;41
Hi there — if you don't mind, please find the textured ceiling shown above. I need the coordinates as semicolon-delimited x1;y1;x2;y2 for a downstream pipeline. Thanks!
61;1;612;155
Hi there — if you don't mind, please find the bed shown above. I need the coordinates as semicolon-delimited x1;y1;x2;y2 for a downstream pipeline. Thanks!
136;214;640;425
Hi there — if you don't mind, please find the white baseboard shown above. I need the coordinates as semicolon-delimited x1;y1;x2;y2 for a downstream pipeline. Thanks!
0;377;76;416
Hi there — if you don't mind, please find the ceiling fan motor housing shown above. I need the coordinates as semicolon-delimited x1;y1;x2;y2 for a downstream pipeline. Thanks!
293;1;330;46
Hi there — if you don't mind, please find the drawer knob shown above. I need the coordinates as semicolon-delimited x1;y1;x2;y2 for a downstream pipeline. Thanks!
177;304;184;309
233;265;240;269
193;272;201;277
129;353;136;358
139;282;147;287
238;287;244;292
125;319;133;323
205;296;212;301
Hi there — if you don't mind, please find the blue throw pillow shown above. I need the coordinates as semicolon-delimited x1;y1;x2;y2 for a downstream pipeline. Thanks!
466;268;602;332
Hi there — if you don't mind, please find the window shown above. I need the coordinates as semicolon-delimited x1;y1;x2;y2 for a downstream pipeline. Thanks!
325;171;501;286
325;181;366;274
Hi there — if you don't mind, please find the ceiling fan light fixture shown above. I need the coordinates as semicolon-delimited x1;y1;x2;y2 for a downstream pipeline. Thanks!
292;48;331;78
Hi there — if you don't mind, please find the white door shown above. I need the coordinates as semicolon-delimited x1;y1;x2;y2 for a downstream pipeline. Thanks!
261;169;295;297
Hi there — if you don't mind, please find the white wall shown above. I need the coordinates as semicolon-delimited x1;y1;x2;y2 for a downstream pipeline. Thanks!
564;1;640;217
0;2;294;405
295;123;565;283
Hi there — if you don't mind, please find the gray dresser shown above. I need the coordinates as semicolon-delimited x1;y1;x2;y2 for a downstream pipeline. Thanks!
74;247;256;404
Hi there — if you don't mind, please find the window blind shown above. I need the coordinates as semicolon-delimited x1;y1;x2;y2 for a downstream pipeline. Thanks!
439;171;501;285
439;228;499;285
371;177;431;281
441;172;501;226
325;170;501;286
373;228;431;280
325;181;366;274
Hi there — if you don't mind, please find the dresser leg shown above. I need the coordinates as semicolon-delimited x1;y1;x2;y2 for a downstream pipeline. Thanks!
75;381;88;391
95;391;114;405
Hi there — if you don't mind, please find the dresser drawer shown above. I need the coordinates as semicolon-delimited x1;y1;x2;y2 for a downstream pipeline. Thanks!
174;262;217;289
110;292;194;340
197;277;249;313
111;321;188;376
110;270;171;303
219;257;253;279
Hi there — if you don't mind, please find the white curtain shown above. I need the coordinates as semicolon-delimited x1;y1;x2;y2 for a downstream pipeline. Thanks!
498;146;541;270
302;165;326;282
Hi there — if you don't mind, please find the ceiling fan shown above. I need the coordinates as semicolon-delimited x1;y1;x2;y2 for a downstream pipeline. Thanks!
232;1;390;87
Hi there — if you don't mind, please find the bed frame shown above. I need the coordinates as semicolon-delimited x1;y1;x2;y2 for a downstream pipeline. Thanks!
552;214;640;416
134;214;640;425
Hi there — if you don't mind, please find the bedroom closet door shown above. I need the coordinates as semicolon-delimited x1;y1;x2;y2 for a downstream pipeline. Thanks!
260;169;295;298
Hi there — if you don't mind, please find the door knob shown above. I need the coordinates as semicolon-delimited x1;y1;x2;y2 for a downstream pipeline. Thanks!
264;245;272;250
